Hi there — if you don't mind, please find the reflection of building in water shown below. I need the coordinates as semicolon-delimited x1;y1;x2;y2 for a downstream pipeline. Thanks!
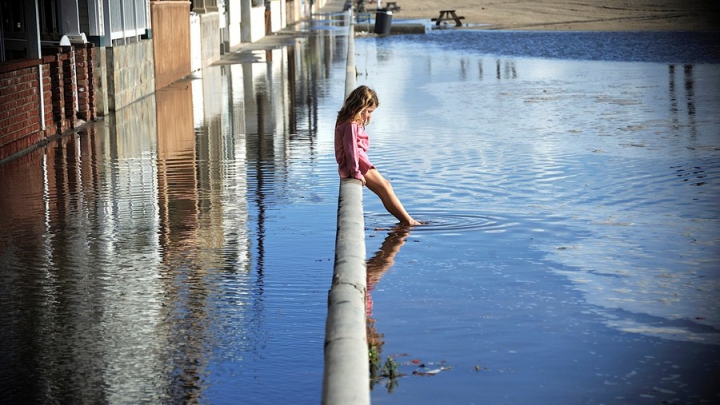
156;79;209;402
92;98;175;403
668;64;697;138
0;134;96;403
0;99;172;402
496;59;517;80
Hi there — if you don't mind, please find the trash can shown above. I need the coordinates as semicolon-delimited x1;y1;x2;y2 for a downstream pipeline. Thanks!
374;9;393;35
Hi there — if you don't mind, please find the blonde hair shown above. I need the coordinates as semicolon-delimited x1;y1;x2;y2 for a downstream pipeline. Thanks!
336;85;379;126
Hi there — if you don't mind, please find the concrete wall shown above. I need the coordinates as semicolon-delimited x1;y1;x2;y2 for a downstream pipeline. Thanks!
249;6;267;43
286;0;306;24
286;0;297;24
93;47;110;116
191;13;202;72
271;0;284;32
228;0;242;49
107;39;155;111
200;12;221;68
151;1;192;90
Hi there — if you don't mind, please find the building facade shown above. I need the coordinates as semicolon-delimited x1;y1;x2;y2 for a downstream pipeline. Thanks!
1;0;327;163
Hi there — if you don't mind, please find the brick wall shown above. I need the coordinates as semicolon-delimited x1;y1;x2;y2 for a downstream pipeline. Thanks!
76;44;96;122
46;50;68;135
0;43;96;162
41;60;53;132
62;49;76;127
0;61;45;161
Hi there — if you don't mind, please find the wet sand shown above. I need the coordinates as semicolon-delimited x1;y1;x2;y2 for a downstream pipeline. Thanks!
381;0;720;31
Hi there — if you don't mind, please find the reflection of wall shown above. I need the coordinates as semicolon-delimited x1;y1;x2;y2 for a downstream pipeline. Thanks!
88;115;167;404
197;65;228;264
241;45;300;151
203;66;225;122
0;149;47;242
289;30;335;142
668;64;697;138
156;80;199;248
157;83;195;160
108;93;158;157
243;62;276;162
225;64;251;271
44;130;109;405
269;47;290;158
238;48;293;163
2;121;168;403
154;78;215;402
0;149;51;405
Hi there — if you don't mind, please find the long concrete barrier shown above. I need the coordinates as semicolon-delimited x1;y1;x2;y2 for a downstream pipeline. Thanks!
353;23;428;35
345;15;357;97
322;9;370;405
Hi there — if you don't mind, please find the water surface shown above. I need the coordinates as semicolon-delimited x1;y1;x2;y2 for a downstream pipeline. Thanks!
359;30;720;404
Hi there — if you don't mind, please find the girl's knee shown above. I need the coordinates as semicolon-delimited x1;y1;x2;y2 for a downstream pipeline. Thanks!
368;174;391;193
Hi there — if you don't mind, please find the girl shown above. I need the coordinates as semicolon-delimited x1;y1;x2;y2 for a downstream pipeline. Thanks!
335;85;420;226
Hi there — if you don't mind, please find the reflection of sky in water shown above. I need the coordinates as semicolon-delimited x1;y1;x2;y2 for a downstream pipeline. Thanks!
429;62;719;344
354;33;720;348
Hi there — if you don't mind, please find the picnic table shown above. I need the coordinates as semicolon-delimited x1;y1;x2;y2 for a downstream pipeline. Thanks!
431;9;465;27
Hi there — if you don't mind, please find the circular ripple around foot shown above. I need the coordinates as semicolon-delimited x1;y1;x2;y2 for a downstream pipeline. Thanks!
365;211;516;234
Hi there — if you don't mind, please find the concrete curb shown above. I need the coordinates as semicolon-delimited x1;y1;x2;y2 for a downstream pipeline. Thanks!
353;23;428;35
345;16;357;97
322;10;370;405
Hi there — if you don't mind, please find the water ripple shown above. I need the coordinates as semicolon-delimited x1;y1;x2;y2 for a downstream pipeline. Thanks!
365;211;517;235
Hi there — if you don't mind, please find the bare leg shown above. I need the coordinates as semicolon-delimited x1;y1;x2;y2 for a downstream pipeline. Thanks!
364;168;420;226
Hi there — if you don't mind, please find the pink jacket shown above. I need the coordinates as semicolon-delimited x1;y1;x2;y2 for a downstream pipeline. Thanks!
335;121;373;181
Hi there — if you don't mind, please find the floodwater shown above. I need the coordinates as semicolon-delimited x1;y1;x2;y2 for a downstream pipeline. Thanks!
360;29;720;405
1;13;720;405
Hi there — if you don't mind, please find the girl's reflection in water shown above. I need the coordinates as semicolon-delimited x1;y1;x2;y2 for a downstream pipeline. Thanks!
366;225;411;387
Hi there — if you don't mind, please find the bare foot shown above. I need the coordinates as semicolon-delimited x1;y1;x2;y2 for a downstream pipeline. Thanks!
401;218;423;226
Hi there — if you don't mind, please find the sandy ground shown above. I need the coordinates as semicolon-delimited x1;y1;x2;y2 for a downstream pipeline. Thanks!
370;0;720;31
